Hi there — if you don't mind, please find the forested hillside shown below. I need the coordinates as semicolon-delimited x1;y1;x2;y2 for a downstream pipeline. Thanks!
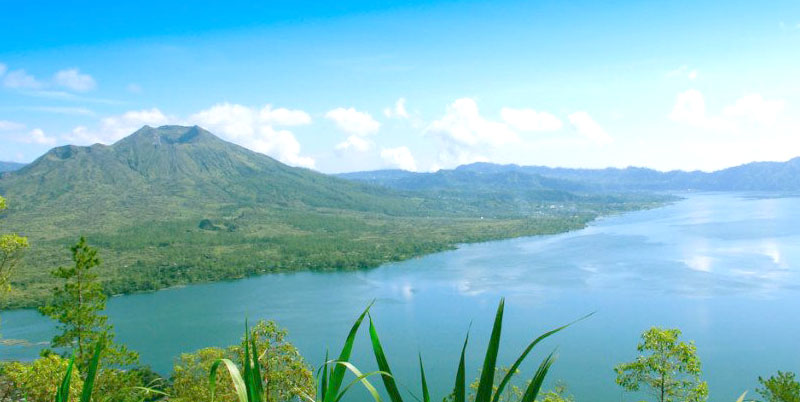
0;125;659;308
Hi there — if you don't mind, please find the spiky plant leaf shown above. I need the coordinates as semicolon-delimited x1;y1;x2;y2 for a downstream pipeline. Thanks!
368;314;404;402
475;299;505;402
210;358;249;402
323;301;373;402
519;352;556;402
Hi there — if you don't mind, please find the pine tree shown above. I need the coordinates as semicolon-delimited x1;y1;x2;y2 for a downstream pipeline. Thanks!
39;236;138;371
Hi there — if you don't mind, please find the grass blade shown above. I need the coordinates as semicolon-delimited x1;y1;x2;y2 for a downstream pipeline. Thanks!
519;352;556;402
368;314;404;402
210;358;249;402
736;392;748;402
324;301;374;402
419;354;430;402
55;354;75;402
319;350;330;400
492;312;593;402
475;298;504;402
330;361;386;402
453;330;470;402
80;337;105;402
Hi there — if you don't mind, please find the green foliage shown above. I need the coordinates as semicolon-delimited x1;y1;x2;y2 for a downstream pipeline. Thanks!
0;354;83;402
0;194;28;293
39;237;138;371
367;298;579;402
172;320;314;402
615;327;708;402
757;371;800;402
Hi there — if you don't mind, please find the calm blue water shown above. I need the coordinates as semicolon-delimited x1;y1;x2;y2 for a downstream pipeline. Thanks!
2;193;799;401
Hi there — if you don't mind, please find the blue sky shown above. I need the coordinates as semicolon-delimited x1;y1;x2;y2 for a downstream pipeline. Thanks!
1;0;799;173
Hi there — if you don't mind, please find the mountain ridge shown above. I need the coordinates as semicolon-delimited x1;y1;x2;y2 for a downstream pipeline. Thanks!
0;125;650;308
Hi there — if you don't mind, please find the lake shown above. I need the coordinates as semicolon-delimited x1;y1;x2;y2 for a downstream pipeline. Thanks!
2;193;799;401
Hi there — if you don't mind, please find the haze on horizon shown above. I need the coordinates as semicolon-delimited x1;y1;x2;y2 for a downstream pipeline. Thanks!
1;0;799;174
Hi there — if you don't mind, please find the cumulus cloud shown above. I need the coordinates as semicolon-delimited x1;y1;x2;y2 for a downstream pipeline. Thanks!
3;69;43;89
65;108;171;144
259;105;312;126
25;128;57;145
500;107;563;132
380;146;417;171
428;98;518;147
567;112;612;144
335;135;371;152
722;94;784;125
54;68;96;92
189;103;315;168
326;107;380;136
0;120;25;131
383;98;410;119
670;90;783;131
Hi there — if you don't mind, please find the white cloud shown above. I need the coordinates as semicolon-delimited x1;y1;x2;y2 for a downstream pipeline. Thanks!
428;98;518;147
670;89;783;130
3;69;43;89
0;120;25;131
335;135;371;152
65;108;171;144
325;107;380;136
24;128;57;145
54;68;96;92
567;111;612;144
381;146;417;171
667;65;699;80
0;63;6;76
500;107;563;132
189;103;315;168
723;94;784;125
383;98;410;119
259;105;312;126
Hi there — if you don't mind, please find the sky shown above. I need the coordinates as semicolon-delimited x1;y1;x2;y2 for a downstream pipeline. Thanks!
1;0;799;173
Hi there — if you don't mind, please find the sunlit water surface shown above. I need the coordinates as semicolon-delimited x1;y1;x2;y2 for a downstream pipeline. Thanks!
2;193;799;401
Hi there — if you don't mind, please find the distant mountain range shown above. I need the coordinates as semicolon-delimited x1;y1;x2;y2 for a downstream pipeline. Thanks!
0;125;644;308
339;158;800;192
0;161;25;172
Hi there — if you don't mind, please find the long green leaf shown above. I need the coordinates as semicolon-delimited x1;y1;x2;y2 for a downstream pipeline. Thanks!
519;352;556;402
735;392;748;402
324;301;373;402
330;361;386;402
368;314;404;402
492;312;593;402
319;350;330;400
210;358;249;402
453;331;470;402
251;334;265;400
419;354;430;402
475;298;504;402
55;354;75;402
80;337;105;402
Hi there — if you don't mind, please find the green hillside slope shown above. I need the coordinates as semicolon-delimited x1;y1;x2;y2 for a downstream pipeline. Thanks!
0;125;656;308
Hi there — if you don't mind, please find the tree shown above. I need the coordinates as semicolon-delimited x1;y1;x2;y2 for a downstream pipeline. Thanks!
0;354;83;402
170;320;314;402
467;368;573;402
0;195;28;293
615;327;708;402
38;237;138;371
757;371;800;402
